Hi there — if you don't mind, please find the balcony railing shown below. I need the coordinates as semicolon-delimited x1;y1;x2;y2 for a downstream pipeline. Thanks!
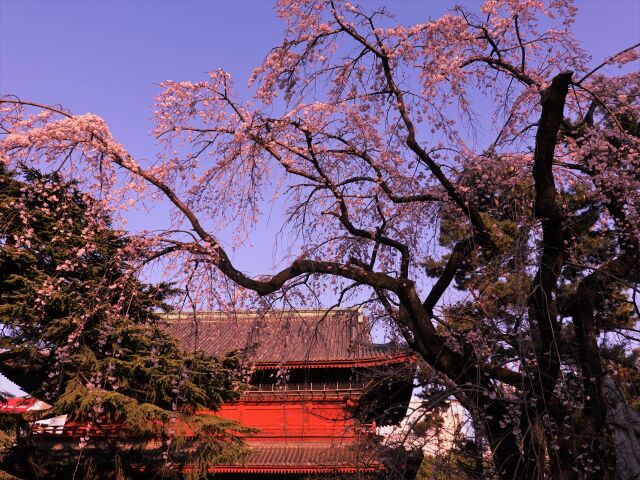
246;381;365;393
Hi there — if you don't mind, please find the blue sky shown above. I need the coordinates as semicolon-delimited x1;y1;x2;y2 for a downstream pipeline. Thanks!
1;0;638;274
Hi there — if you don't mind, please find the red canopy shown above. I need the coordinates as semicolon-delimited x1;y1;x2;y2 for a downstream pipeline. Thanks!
0;396;51;414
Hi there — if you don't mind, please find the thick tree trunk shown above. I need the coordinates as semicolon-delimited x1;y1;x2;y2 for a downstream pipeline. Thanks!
521;71;574;480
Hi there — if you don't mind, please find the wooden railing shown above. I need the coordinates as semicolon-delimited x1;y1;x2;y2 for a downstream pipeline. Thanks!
246;381;365;393
31;422;124;438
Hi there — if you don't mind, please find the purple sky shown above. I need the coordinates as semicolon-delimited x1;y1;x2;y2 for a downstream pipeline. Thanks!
0;0;638;275
0;0;638;396
1;0;639;274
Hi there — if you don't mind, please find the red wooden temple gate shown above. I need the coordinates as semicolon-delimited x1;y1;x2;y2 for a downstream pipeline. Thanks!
163;309;417;478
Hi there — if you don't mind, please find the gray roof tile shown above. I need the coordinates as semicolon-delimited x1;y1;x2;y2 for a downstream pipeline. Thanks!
161;309;402;364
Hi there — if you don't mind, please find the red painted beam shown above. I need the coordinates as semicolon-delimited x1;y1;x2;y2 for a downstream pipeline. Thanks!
252;352;414;369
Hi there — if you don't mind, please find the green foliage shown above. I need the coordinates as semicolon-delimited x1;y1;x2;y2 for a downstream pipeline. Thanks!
425;162;639;370
0;415;19;451
415;451;480;480
0;166;250;478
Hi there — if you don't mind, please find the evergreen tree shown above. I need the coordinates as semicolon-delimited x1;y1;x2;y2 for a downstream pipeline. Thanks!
0;166;249;479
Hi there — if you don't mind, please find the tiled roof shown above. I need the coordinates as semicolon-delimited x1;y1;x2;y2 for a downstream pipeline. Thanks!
161;309;404;365
211;441;383;473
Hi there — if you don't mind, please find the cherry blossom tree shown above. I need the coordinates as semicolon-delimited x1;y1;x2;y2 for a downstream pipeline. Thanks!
1;0;639;478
